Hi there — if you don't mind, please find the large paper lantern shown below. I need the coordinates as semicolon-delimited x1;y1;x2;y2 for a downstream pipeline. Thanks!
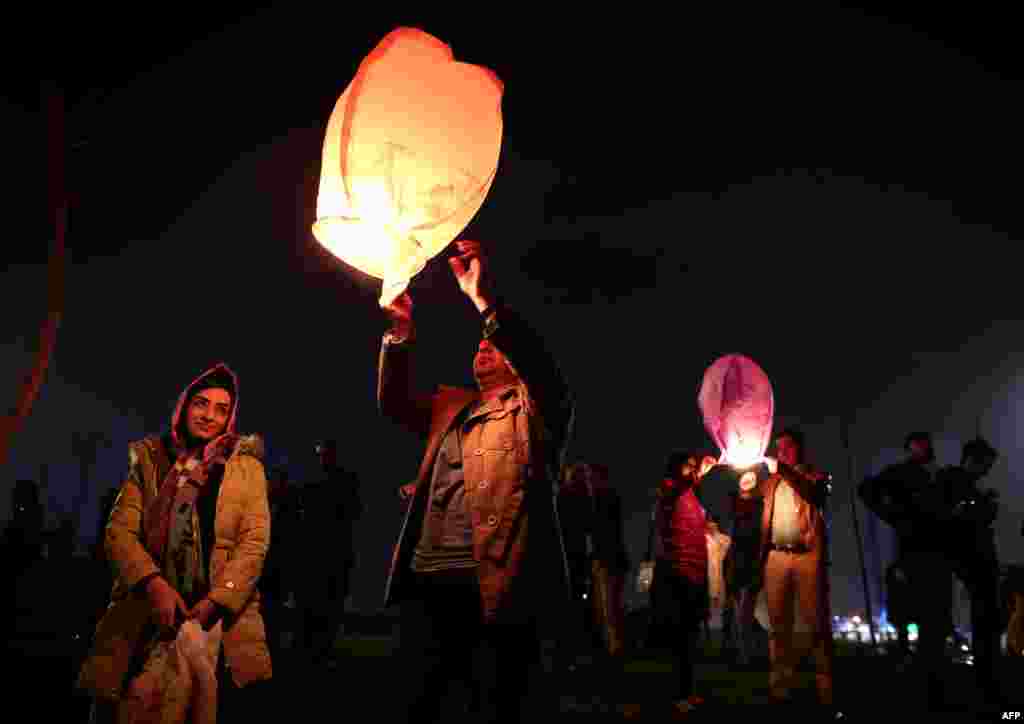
697;354;774;468
313;27;504;306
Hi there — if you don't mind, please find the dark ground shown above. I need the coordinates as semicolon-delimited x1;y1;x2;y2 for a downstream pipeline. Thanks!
5;556;1022;722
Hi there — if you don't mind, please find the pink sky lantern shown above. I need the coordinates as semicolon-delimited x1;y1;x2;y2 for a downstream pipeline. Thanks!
697;354;774;468
312;27;504;307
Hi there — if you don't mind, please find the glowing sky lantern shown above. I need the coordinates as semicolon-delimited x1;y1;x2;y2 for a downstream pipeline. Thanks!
697;354;774;468
313;27;504;306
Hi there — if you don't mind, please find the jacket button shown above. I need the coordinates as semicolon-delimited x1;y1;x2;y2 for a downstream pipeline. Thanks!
478;480;489;490
226;581;235;589
487;515;498;526
475;448;484;456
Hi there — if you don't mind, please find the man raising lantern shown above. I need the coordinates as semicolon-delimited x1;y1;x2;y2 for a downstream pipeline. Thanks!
377;239;574;724
738;427;836;715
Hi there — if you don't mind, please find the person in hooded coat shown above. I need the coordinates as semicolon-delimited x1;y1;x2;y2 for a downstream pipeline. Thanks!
78;363;272;723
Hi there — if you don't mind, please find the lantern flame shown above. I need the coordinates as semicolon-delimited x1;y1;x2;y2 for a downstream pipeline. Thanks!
313;28;503;306
718;435;765;469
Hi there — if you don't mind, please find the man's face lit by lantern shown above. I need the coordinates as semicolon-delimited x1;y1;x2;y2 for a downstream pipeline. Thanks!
473;340;517;388
186;387;232;443
775;434;800;468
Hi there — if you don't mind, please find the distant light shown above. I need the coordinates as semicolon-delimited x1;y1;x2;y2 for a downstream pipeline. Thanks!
851;615;862;625
582;593;588;600
961;644;969;652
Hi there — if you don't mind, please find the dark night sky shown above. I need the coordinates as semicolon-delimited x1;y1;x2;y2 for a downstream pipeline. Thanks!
3;6;1022;617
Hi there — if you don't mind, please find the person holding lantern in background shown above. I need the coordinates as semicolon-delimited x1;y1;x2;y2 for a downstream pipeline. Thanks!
377;239;574;724
738;427;835;713
625;449;717;718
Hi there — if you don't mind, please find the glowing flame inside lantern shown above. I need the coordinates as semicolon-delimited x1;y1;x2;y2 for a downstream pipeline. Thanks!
719;430;765;468
312;27;504;306
697;354;774;469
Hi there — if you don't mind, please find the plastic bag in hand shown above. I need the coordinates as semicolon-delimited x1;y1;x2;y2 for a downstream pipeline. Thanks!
175;619;223;724
705;530;732;614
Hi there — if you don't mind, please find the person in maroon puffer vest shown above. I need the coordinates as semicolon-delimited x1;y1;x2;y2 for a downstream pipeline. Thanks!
642;449;717;718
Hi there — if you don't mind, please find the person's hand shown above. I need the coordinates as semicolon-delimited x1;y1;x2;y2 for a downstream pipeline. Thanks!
146;576;188;629
448;240;493;311
398;482;416;501
188;598;222;631
382;291;413;339
763;457;779;475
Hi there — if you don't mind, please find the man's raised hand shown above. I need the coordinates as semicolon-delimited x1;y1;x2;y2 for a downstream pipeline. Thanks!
448;240;493;311
383;291;413;339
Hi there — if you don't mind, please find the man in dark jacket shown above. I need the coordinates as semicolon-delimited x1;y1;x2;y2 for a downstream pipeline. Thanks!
858;432;951;709
296;439;362;666
378;239;574;724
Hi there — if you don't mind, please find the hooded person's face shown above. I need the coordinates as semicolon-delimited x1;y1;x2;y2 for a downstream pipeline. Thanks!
185;387;233;443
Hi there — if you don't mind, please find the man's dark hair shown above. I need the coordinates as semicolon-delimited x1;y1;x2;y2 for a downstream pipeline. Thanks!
961;437;998;466
775;427;806;463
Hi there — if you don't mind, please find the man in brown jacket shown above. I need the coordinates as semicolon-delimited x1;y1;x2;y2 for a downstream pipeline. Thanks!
379;239;574;723
739;427;835;714
78;363;272;723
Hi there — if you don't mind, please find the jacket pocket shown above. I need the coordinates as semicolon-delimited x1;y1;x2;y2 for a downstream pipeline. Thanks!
479;488;525;563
